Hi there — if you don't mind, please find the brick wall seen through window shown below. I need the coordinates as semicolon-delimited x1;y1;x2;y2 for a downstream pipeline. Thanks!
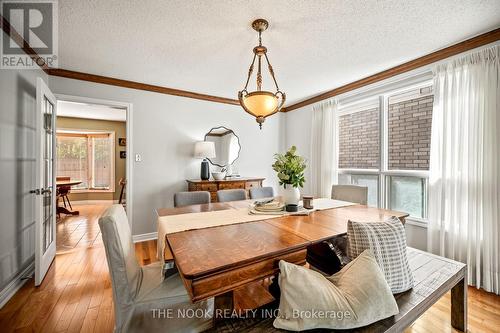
388;87;433;170
338;107;379;169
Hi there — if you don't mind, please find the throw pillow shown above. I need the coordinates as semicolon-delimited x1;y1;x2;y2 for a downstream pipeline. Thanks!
273;250;399;331
347;217;414;293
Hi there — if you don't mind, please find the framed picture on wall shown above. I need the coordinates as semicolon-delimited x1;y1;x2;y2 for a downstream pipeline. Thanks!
120;151;126;159
118;138;126;146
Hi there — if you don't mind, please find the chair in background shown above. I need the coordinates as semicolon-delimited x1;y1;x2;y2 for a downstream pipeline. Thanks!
56;176;72;210
174;191;210;207
249;186;275;199
118;178;127;205
98;205;213;332
216;189;247;202
331;185;368;205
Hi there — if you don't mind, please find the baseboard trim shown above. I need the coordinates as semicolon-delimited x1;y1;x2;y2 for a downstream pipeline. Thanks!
133;232;158;243
69;199;119;205
0;261;34;309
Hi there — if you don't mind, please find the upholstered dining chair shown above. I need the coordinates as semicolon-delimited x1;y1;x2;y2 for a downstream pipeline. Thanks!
99;205;213;333
249;186;275;199
174;191;210;207
331;185;368;205
216;189;247;202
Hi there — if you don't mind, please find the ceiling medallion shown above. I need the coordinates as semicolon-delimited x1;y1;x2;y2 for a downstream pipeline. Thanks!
238;19;286;129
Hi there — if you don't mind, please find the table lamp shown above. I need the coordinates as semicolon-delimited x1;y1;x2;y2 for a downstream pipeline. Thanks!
194;141;216;180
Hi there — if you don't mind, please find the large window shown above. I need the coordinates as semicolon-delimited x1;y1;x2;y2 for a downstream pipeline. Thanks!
338;83;433;220
56;131;115;191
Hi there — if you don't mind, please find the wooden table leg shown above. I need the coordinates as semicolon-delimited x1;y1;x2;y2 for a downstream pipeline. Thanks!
56;195;79;216
214;291;234;323
451;275;467;331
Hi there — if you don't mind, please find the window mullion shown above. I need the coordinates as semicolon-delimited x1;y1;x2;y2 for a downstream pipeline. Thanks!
379;95;388;209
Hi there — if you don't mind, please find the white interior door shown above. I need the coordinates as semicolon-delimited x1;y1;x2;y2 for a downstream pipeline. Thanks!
34;78;57;286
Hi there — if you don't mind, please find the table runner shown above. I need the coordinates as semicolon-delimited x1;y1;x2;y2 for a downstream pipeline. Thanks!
157;198;355;258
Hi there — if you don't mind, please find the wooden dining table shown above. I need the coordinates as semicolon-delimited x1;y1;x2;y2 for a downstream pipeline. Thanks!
157;199;409;314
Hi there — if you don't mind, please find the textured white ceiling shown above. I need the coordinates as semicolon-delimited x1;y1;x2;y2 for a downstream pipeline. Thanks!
58;0;500;105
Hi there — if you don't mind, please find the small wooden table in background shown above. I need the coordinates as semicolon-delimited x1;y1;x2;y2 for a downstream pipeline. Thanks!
56;180;81;217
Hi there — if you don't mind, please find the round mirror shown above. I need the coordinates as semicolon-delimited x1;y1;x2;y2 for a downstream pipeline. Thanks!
204;126;241;167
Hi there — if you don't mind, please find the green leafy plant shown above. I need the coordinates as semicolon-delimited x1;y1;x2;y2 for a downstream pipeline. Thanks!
272;146;306;188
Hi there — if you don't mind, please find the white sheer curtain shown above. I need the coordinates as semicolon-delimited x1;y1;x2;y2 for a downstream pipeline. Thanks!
428;45;500;294
310;100;338;198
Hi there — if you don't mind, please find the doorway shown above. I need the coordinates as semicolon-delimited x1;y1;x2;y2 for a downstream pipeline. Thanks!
53;95;133;248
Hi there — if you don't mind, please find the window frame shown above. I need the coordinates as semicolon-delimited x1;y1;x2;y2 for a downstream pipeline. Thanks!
337;80;433;222
56;128;116;193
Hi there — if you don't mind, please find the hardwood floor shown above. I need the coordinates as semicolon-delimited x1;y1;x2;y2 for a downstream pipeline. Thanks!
0;204;499;332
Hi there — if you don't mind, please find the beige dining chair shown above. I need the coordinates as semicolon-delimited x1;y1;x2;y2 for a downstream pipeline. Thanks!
249;186;275;199
331;185;368;205
216;189;247;202
99;205;213;333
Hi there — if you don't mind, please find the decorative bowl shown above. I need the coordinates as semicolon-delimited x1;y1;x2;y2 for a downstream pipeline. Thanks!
211;171;226;180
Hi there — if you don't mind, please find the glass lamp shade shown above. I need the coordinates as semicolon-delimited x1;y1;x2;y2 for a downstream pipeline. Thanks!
240;91;279;117
193;141;216;159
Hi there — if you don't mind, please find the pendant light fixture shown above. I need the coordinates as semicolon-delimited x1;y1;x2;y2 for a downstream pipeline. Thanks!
238;19;286;129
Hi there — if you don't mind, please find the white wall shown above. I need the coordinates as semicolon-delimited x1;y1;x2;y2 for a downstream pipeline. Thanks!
0;67;46;292
284;106;313;195
284;105;428;251
49;76;285;235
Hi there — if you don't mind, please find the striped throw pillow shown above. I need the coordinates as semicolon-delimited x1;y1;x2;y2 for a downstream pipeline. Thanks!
347;217;414;293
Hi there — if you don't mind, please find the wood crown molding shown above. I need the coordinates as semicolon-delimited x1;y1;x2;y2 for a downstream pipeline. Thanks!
282;27;500;112
48;68;240;106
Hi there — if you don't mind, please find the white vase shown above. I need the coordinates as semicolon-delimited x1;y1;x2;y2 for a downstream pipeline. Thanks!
283;185;300;205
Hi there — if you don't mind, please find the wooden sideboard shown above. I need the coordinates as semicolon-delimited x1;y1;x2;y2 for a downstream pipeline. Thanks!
186;177;264;202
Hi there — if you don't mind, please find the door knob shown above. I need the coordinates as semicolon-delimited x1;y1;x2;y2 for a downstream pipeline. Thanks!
30;189;41;195
41;188;51;194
